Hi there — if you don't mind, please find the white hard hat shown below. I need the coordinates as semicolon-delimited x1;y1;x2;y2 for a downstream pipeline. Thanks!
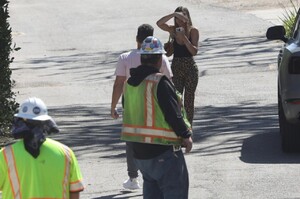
14;97;52;121
139;36;166;54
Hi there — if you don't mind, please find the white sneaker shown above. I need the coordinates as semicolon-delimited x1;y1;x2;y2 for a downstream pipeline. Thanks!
123;178;141;190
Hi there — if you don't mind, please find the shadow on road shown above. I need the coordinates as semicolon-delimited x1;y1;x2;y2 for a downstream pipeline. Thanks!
196;35;279;71
18;34;296;166
91;190;142;199
48;100;300;164
12;50;124;84
192;101;278;143
191;101;300;163
240;132;300;164
48;104;125;159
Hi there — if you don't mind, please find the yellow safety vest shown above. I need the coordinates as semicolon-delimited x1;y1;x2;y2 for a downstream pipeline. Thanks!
0;138;84;199
121;73;191;145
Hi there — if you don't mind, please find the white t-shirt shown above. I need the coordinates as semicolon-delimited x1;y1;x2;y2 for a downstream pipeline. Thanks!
114;49;173;79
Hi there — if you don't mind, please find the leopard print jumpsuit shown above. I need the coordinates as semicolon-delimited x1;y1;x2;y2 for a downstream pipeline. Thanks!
172;39;199;126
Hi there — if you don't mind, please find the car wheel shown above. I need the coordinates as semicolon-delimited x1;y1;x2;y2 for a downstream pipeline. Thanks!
278;95;300;153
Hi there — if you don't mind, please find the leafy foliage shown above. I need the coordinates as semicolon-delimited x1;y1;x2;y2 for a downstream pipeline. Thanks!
0;0;19;134
280;0;299;38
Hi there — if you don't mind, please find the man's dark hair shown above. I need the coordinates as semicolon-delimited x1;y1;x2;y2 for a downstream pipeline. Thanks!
141;54;161;65
137;24;154;43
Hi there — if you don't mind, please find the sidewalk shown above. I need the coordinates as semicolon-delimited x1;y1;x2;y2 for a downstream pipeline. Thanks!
248;8;286;25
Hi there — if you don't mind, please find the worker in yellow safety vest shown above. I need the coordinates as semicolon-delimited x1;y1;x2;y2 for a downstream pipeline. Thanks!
0;97;84;199
121;36;193;199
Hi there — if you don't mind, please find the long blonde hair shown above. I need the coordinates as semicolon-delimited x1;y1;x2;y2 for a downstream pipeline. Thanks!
174;6;193;27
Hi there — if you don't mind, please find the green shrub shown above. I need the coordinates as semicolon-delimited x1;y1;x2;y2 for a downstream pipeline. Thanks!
0;0;20;135
280;0;299;38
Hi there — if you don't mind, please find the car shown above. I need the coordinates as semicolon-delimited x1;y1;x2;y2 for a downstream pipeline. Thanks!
266;8;300;153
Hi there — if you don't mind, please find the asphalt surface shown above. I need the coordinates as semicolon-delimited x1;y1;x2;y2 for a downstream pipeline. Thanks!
4;0;300;198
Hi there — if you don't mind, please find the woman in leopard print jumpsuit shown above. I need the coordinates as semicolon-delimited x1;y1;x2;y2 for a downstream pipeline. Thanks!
157;6;199;126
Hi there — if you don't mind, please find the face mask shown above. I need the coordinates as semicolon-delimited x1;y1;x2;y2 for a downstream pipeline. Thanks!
12;118;32;139
23;125;46;158
12;118;59;158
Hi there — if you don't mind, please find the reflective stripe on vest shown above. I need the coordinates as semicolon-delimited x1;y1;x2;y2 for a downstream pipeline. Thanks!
3;143;72;199
145;74;163;127
70;180;85;192
3;146;22;199
146;80;154;127
122;73;182;145
62;144;72;199
122;125;182;145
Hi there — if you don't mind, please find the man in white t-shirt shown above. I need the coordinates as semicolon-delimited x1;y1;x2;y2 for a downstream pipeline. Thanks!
110;24;172;190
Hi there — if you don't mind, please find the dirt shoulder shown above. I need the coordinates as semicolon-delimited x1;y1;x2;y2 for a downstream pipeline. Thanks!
188;0;294;11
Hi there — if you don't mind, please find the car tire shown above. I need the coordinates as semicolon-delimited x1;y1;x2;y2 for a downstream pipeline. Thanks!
278;94;300;153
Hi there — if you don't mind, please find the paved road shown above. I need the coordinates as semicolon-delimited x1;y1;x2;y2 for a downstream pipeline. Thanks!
7;0;300;198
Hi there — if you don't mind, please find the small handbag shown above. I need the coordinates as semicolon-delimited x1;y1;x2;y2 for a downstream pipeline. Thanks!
164;35;174;57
